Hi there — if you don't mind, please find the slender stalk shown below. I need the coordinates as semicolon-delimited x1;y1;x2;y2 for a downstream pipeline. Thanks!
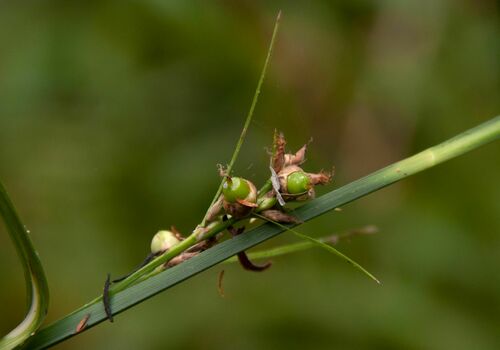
200;11;281;227
253;213;380;284
25;116;499;349
224;225;378;262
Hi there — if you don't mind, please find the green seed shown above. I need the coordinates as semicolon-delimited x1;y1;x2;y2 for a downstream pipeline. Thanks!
286;171;311;194
222;177;250;203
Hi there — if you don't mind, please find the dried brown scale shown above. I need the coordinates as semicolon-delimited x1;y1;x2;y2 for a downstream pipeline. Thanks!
283;144;307;166
259;210;301;224
170;226;185;241
271;131;286;173
205;195;223;222
309;170;333;186
165;252;199;268
165;233;221;268
75;314;90;334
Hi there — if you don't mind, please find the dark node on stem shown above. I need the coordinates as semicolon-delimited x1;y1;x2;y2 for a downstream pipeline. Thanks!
103;273;113;323
112;252;158;283
75;313;90;334
217;270;225;298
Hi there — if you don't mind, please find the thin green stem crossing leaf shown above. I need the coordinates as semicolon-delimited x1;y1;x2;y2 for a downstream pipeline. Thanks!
201;11;281;227
253;213;381;284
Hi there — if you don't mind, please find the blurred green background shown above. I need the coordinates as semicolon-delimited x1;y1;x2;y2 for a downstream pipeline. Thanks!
1;1;499;349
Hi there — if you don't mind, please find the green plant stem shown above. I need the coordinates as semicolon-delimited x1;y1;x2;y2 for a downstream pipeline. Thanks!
112;218;237;293
200;11;281;227
257;179;273;197
24;115;499;349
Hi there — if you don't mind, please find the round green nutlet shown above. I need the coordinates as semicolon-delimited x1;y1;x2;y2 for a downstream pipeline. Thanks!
222;177;250;203
286;171;311;194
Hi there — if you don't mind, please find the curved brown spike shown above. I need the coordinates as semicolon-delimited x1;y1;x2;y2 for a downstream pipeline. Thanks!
237;252;272;272
228;225;272;272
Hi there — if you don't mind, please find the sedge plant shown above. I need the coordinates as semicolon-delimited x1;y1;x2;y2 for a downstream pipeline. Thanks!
1;11;499;350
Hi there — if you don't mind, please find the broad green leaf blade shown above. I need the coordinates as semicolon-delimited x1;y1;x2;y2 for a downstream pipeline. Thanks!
0;182;50;350
253;213;380;284
25;115;499;349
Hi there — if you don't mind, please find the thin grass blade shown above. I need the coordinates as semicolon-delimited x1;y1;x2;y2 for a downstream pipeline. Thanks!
201;11;281;226
253;213;380;284
0;182;50;350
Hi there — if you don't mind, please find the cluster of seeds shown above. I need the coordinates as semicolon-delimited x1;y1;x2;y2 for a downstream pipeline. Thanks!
150;132;332;259
104;132;333;322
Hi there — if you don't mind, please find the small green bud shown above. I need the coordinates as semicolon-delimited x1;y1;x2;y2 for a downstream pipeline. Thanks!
222;177;250;203
286;171;311;194
151;230;180;254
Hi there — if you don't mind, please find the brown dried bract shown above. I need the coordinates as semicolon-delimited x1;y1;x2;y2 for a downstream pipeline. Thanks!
217;164;228;177
271;130;286;173
205;195;224;222
236;198;259;208
260;210;302;224
75;314;90;334
165;252;199;267
284;144;307;166
309;170;332;186
237;251;272;272
170;226;185;241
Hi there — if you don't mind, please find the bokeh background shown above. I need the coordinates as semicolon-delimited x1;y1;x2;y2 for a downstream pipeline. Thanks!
1;1;499;349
